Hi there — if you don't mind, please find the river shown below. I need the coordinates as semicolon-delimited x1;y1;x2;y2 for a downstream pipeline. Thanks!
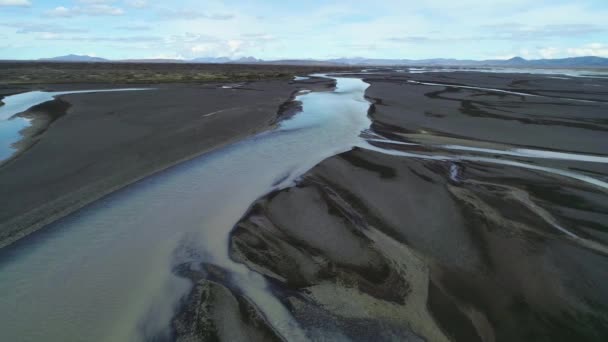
1;72;607;341
0;75;371;341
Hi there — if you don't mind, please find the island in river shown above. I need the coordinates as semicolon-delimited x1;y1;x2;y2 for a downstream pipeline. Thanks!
0;62;607;342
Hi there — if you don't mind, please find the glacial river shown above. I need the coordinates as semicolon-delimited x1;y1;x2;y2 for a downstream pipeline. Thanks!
1;73;607;341
0;76;371;341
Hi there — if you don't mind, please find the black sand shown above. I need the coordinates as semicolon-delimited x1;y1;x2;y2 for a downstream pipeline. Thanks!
228;71;608;341
2;68;608;341
0;76;335;247
361;71;608;154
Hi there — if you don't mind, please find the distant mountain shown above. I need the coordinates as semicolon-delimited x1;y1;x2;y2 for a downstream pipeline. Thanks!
230;56;262;64
32;55;608;67
325;56;608;67
499;56;608;68
191;56;262;64
119;59;185;63
259;59;342;66
324;57;479;66
327;57;410;66
39;54;108;62
190;57;232;64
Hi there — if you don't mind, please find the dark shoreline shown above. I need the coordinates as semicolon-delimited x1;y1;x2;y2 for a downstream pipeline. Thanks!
3;98;72;167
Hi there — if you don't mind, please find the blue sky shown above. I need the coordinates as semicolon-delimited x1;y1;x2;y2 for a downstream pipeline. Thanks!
1;0;607;60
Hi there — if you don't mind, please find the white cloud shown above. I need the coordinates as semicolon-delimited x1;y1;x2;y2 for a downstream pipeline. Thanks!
567;43;608;57
490;44;608;60
125;0;146;9
46;4;124;17
0;0;30;7
158;9;234;21
1;22;87;34
114;24;149;31
149;53;184;60
4;0;608;60
39;32;62;40
489;54;517;60
479;23;605;41
76;0;113;3
227;40;243;53
538;47;560;59
171;35;260;58
85;4;124;15
37;34;161;43
46;6;73;17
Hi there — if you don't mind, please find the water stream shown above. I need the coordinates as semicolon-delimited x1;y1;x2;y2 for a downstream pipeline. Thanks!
0;89;151;161
1;73;607;341
0;76;371;341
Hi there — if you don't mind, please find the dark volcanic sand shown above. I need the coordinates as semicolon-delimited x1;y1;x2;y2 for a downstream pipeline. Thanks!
233;147;608;341
361;71;608;154
227;72;608;341
2;69;608;341
0;77;335;247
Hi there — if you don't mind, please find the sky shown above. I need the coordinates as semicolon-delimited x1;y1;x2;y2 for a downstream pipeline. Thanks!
1;0;607;60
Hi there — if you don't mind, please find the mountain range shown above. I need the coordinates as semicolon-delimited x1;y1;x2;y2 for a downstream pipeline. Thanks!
30;54;608;68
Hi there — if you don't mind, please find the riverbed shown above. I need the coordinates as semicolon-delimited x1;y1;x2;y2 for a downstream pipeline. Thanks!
1;70;607;341
0;75;371;341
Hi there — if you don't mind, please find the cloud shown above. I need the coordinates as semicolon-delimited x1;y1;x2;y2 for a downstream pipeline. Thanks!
114;24;150;31
227;40;243;53
567;43;608;57
148;53;184;60
125;0;147;9
76;0;114;5
76;0;114;3
480;23;606;40
490;44;608;60
3;0;608;60
46;6;72;17
79;4;125;16
0;0;30;7
538;47;560;59
36;34;161;43
2;22;88;34
158;33;268;58
158;9;234;21
336;43;380;51
39;32;63;40
387;36;433;43
188;40;242;56
240;33;274;39
239;33;276;43
46;4;125;17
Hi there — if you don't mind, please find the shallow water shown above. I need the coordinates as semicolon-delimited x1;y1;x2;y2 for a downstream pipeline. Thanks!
0;89;151;161
0;76;370;341
405;66;608;78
